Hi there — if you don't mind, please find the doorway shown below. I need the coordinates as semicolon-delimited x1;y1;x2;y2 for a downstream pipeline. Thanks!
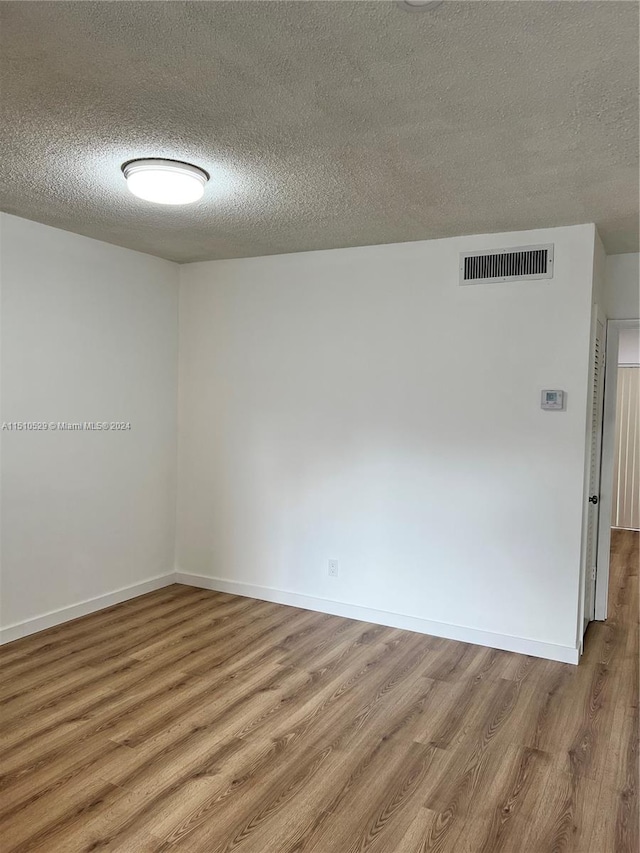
594;319;640;622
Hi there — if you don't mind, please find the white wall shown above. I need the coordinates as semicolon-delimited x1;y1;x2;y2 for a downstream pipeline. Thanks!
618;326;640;365
592;230;608;314
177;224;597;662
605;253;639;319
0;214;179;639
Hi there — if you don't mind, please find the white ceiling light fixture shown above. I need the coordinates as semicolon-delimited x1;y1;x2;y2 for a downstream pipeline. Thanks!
396;1;444;10
122;158;209;205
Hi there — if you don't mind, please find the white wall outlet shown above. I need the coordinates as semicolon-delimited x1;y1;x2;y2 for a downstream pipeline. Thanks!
328;559;339;577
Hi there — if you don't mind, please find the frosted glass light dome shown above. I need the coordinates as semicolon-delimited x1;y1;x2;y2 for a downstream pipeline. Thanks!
397;1;444;9
122;159;209;205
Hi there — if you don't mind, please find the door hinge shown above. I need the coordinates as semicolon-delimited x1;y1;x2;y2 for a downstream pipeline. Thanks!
591;567;597;581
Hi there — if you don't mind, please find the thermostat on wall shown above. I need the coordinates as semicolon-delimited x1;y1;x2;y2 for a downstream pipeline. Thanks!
541;390;565;410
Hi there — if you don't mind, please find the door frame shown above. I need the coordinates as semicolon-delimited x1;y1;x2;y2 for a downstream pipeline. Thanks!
579;306;606;643
595;318;640;621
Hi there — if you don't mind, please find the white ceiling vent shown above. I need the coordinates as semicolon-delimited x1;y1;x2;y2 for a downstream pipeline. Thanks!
459;244;554;285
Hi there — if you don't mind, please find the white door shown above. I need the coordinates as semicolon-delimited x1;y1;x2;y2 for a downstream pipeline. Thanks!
584;314;606;632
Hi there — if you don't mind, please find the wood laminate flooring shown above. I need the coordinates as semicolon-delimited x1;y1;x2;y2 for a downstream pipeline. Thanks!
0;529;637;852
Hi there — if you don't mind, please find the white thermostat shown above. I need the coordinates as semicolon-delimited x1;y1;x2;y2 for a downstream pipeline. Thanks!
541;390;565;410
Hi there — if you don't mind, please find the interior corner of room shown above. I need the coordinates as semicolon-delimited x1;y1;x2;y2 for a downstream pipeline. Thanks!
2;215;638;665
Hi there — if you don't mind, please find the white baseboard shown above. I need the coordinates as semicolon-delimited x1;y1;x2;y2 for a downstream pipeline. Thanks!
0;574;175;645
2;568;580;665
175;572;580;665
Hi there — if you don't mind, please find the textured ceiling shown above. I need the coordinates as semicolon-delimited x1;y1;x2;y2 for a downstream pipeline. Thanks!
1;1;638;263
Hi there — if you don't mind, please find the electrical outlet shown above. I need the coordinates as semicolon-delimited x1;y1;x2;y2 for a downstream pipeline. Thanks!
328;559;339;577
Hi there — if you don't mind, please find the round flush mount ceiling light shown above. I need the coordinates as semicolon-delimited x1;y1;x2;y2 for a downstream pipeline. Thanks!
396;0;444;10
122;158;209;205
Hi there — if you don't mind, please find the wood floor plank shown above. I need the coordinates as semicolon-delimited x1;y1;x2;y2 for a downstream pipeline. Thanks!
0;530;637;853
0;586;216;675
0;593;255;700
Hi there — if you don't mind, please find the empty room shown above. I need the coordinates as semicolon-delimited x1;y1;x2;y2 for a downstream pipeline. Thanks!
0;2;638;851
